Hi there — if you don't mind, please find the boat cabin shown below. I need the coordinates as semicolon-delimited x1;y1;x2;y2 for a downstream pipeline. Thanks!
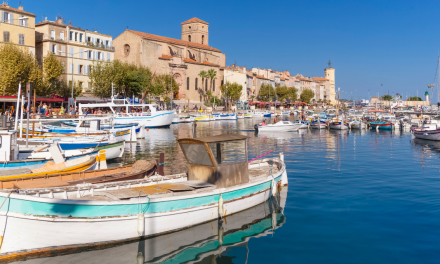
177;134;249;188
0;130;18;161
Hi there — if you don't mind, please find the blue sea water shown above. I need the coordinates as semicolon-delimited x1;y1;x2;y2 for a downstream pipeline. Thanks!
11;118;440;263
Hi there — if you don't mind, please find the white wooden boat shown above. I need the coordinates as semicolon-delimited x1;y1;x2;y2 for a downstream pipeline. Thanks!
310;120;327;129
19;141;125;161
78;98;175;128
349;120;367;129
0;135;287;258
1;189;287;263
213;113;237;120
237;113;244;119
255;121;302;132
412;122;440;140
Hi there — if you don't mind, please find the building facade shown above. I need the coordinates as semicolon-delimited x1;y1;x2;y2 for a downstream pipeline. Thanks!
35;18;114;93
113;17;225;103
0;3;36;53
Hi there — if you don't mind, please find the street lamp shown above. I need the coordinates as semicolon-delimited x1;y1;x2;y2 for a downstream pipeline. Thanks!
68;50;87;113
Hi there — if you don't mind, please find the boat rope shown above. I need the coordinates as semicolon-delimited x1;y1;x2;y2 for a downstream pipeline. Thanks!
0;192;11;211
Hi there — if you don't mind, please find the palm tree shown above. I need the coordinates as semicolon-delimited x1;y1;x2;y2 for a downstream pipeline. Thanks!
207;69;217;92
198;70;208;92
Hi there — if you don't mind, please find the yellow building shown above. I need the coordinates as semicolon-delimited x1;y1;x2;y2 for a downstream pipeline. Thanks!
324;61;336;104
35;18;114;93
0;3;36;53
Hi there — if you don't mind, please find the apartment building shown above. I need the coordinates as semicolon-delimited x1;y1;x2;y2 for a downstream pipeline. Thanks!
35;17;114;93
0;3;36;53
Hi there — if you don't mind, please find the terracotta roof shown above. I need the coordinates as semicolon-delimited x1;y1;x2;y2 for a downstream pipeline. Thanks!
127;29;221;53
181;17;209;25
203;60;219;66
312;77;328;82
256;75;269;80
0;4;35;17
183;58;220;67
36;21;66;28
159;54;172;60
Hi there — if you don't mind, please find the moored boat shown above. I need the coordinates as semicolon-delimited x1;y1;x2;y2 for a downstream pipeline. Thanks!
0;134;287;258
255;121;302;132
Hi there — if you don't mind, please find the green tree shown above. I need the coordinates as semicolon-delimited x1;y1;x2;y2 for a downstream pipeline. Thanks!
300;88;315;104
287;87;298;101
409;96;422;101
221;82;243;109
198;70;208;91
382;94;393;101
41;52;64;96
275;85;289;102
258;83;275;102
207;69;217;91
0;43;43;95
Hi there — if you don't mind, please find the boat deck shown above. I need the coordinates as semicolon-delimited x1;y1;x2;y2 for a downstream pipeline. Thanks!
11;160;281;201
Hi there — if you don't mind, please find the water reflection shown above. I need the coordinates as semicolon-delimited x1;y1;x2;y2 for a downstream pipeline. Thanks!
12;188;288;264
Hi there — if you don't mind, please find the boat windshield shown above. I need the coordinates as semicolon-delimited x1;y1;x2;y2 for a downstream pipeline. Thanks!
180;143;213;166
209;140;246;165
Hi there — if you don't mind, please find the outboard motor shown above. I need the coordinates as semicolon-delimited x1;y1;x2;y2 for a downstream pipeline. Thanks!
254;124;259;131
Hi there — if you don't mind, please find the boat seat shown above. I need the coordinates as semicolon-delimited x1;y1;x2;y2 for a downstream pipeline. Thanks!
0;168;32;177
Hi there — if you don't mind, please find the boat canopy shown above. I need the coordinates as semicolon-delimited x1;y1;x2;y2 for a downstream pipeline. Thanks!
177;135;249;188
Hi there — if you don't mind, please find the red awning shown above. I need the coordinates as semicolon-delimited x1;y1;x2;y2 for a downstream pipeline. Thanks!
27;98;64;102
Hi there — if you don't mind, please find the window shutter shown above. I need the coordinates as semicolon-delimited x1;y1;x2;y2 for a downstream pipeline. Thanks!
110;41;112;48
79;49;83;58
195;78;198;90
205;79;207;91
9;13;13;24
1;11;4;22
70;64;73;74
213;80;215;91
77;65;80;74
187;77;189;90
69;47;73;57
19;15;22;26
54;44;58;55
61;46;65;56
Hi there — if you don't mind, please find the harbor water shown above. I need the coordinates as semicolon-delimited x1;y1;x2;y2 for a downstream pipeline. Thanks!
12;117;440;263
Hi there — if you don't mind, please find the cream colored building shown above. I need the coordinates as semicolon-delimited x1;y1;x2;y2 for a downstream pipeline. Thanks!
0;3;36;53
113;17;225;103
324;64;336;103
35;18;114;93
222;67;247;101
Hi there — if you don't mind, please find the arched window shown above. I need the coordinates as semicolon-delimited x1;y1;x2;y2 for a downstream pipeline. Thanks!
202;35;204;44
188;35;191;42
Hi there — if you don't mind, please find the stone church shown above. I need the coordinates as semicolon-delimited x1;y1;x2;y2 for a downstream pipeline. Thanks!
113;18;226;103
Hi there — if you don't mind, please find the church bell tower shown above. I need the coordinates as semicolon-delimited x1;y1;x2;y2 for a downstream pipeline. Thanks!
181;17;209;45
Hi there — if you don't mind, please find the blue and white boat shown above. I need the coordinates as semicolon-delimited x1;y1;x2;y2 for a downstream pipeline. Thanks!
78;98;175;128
60;120;138;129
212;113;237;120
0;134;287;258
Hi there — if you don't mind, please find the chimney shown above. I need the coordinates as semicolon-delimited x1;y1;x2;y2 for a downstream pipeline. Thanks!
69;21;71;26
232;64;235;67
45;17;47;21
57;18;63;24
18;5;23;10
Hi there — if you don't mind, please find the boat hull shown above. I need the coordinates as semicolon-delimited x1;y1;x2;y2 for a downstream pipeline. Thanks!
329;122;349;130
370;123;394;130
0;170;284;257
413;129;440;141
115;111;175;128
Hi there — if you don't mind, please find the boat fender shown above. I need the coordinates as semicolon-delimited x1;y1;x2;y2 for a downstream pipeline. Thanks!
271;179;277;196
218;194;224;218
137;211;144;236
218;225;224;245
137;252;144;264
376;125;379;132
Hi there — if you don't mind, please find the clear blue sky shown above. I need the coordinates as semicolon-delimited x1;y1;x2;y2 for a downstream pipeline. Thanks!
15;0;440;101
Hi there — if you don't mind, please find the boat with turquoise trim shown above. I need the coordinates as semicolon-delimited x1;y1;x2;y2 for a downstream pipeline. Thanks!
370;121;394;130
0;134;287;258
4;187;287;263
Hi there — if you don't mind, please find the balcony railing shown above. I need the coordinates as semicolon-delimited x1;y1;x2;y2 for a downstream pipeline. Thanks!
85;41;115;51
36;34;67;43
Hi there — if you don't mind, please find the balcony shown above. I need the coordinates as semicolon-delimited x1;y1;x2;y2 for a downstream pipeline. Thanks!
85;41;115;51
36;34;66;43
